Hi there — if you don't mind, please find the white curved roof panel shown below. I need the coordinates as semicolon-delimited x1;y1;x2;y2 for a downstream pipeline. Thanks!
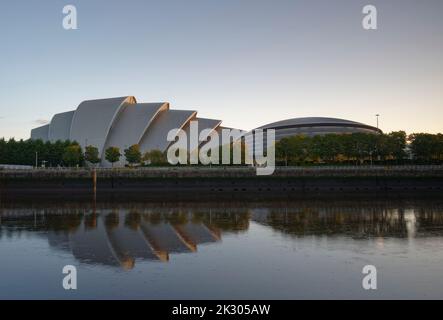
48;111;75;142
101;102;169;167
30;124;49;141
139;109;196;152
182;117;222;149
70;96;136;154
104;102;169;152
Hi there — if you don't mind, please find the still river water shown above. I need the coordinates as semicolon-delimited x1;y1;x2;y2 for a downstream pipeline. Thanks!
0;193;442;299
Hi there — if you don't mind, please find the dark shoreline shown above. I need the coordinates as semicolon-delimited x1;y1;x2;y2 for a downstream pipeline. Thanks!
1;166;443;195
1;190;443;205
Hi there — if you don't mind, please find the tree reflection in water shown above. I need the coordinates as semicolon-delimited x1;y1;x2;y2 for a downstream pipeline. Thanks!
1;197;443;270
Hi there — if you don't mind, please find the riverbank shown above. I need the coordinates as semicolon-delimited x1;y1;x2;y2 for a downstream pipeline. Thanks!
1;165;443;194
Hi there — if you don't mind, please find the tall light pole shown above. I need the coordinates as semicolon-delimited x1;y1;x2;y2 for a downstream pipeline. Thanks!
374;114;380;164
35;151;38;168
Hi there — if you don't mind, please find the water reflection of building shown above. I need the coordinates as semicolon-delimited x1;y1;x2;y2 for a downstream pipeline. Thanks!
0;208;250;270
2;202;443;269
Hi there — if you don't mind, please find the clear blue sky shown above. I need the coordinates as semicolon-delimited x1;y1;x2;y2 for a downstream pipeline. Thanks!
1;0;442;139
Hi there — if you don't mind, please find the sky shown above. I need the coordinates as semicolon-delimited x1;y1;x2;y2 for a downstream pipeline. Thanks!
0;0;442;139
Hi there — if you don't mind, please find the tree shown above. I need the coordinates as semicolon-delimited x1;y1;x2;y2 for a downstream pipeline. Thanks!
124;144;142;166
275;137;292;166
105;147;121;167
275;135;310;165
382;131;407;163
311;134;344;163
409;133;443;163
84;145;100;166
62;144;83;167
340;133;375;164
143;149;167;166
437;134;443;161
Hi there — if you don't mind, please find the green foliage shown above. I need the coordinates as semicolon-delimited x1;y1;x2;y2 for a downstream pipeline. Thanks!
311;134;343;162
105;147;121;166
0;131;441;168
124;144;142;166
84;145;100;165
382;131;407;161
0;138;78;167
62;144;84;167
408;133;443;163
143;149;168;166
276;135;310;165
274;131;412;166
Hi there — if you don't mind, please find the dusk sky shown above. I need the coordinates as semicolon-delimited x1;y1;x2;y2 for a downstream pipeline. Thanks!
1;0;442;139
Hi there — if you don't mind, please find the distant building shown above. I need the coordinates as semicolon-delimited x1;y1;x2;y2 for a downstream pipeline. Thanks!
254;117;381;140
246;117;382;154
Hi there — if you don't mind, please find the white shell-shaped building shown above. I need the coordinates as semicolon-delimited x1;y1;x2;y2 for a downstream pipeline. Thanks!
30;96;223;167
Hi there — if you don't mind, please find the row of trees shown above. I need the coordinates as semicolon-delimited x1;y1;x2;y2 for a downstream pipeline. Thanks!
0;138;168;167
62;144;170;167
1;131;443;167
275;132;443;165
103;145;168;167
408;133;443;162
0;139;74;167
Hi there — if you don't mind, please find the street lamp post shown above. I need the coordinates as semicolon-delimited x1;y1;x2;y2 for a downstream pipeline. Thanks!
374;114;380;164
35;151;38;168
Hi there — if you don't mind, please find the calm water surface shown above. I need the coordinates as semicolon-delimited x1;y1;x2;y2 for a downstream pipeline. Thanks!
1;194;443;299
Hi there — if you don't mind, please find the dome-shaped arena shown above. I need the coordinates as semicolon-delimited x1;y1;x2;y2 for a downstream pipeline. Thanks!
256;117;382;142
243;117;382;155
